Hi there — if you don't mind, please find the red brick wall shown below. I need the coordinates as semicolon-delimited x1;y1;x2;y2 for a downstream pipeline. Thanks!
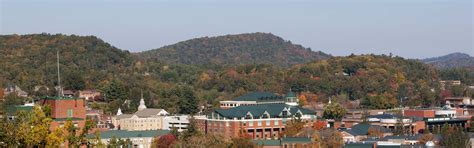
414;121;426;134
44;99;86;119
43;98;86;131
404;110;435;118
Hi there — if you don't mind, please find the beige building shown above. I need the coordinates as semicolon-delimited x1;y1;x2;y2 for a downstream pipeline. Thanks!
112;97;169;131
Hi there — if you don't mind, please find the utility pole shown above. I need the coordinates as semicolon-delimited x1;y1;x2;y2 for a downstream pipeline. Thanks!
57;50;62;97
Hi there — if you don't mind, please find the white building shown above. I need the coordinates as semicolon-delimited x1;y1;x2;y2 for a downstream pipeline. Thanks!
112;97;194;132
112;97;169;131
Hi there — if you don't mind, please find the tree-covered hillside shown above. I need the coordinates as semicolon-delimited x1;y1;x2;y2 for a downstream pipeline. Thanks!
0;34;133;93
137;33;330;67
0;34;449;114
285;55;440;108
422;52;474;69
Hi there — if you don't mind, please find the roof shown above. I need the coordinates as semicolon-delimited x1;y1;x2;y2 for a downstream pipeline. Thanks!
87;130;169;139
253;139;281;146
5;105;33;115
383;134;442;141
134;109;167;118
281;137;312;143
213;103;316;119
367;114;400;119
116;114;133;119
344;143;375;148
233;92;282;102
286;92;297;98
345;123;391;136
63;90;74;95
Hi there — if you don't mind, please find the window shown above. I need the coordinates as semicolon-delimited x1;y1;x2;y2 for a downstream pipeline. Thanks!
282;111;288;118
245;114;252;119
67;109;73;117
274;120;279;126
258;121;262;126
266;120;270;126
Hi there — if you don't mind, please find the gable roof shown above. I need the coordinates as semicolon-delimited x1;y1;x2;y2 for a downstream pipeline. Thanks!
253;139;281;146
345;123;391;136
233;92;282;102
281;137;312;143
213;103;316;119
134;109;167;118
5;105;33;116
116;114;133;119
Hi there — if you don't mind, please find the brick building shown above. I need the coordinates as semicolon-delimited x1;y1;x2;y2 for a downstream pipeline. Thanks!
40;97;87;131
198;92;317;139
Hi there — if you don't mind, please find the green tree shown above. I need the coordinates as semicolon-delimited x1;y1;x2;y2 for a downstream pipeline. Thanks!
181;116;199;140
178;86;199;115
322;102;346;121
64;119;79;147
101;80;127;102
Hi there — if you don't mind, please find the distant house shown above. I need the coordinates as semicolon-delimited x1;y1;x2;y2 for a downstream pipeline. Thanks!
79;89;101;101
341;123;392;142
62;90;75;97
4;85;28;97
5;105;33;120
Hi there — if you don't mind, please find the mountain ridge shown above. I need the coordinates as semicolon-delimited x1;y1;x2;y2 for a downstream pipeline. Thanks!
422;52;474;69
137;32;331;67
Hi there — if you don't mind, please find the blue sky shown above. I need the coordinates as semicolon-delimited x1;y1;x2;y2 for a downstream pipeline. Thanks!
1;0;472;59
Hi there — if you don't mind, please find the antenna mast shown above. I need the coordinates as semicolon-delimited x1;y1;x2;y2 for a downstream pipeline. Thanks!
57;50;62;97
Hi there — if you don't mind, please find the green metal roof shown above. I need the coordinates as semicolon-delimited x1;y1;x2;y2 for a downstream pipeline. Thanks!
286;92;297;98
5;105;33;115
213;104;316;118
281;137;312;143
253;139;281;146
87;130;170;139
233;92;282;102
345;123;391;136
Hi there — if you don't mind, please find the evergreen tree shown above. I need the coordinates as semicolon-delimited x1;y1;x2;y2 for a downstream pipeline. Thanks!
178;86;199;115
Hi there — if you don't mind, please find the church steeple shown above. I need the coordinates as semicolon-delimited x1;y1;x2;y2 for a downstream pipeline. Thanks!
117;108;123;115
138;91;147;111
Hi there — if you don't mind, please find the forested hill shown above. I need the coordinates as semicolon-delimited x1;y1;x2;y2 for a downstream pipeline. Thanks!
137;33;331;67
0;34;133;92
422;52;474;69
0;33;450;113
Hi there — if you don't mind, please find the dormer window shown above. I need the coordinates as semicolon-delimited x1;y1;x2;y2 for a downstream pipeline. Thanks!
245;112;253;119
282;111;288;118
262;112;270;119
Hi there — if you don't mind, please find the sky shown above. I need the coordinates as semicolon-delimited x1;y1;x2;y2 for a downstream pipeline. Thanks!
1;0;473;59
